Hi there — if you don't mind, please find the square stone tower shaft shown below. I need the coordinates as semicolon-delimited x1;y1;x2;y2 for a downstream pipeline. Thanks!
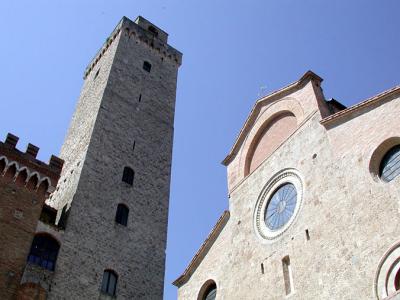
48;16;182;299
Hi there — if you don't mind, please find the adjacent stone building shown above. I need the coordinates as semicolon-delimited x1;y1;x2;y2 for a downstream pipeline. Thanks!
173;71;400;300
0;15;181;299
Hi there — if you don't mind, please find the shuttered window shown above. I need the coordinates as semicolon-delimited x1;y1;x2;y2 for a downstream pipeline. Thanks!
101;270;118;296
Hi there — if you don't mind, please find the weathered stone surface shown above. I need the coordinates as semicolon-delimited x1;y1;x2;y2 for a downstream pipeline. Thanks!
176;75;400;300
48;17;181;299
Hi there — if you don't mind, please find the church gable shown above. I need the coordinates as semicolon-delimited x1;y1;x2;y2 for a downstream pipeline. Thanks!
223;71;330;192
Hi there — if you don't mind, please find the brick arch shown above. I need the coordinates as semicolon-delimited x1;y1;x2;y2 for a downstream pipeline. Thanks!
238;97;304;180
0;156;7;173
16;282;47;300
37;178;50;195
26;173;39;190
15;168;29;186
4;162;18;181
245;111;297;175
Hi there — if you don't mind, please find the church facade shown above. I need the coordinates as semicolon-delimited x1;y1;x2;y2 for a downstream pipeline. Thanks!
173;72;400;300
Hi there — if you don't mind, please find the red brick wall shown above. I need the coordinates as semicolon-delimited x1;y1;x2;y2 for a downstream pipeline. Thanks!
246;112;297;174
0;177;47;299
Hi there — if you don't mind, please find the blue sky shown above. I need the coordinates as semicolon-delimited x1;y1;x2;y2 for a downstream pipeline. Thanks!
0;1;399;299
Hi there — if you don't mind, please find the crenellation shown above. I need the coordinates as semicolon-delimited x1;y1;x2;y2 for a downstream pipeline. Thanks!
84;16;182;80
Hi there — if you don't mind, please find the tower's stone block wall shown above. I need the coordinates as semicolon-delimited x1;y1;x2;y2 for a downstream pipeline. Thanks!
48;16;181;299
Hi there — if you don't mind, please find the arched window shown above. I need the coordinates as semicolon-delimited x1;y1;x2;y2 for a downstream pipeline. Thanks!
27;234;60;271
198;280;217;300
101;270;118;296
380;145;400;182
203;283;216;300
122;167;134;185
115;204;129;226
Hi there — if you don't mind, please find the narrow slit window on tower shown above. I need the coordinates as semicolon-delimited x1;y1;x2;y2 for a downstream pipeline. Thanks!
261;263;265;274
132;140;136;152
94;68;100;80
101;269;118;296
122;167;134;185
305;229;310;241
138;94;142;102
282;256;294;295
143;61;152;72
115;204;129;226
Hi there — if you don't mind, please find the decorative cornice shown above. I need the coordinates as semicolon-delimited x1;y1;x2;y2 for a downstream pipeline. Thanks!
172;210;230;287
320;85;400;126
0;155;53;191
222;70;323;166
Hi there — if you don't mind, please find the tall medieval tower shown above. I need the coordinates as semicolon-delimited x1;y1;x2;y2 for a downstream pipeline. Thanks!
48;16;182;299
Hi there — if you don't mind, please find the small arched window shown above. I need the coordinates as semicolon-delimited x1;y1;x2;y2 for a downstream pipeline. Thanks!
115;204;129;226
380;145;400;182
101;270;118;296
198;280;217;300
122;167;134;185
27;234;60;271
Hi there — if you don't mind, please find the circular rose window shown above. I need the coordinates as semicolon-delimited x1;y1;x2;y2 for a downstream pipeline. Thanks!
254;169;303;241
264;183;297;231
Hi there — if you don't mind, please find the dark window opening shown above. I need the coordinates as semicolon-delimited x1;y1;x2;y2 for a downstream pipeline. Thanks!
115;204;129;226
132;140;136;152
261;263;265;274
203;282;217;300
138;94;142;102
39;204;57;226
305;229;310;241
27;234;60;271
143;61;152;72
122;167;134;185
101;270;118;296
395;268;400;291
94;68;100;80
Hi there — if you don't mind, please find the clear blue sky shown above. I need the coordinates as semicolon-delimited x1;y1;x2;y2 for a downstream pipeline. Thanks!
0;1;399;299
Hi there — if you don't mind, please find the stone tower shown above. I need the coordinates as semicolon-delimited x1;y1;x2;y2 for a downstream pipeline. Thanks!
48;16;182;299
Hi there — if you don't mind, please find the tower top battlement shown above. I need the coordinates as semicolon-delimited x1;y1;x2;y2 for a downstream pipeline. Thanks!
134;16;169;43
84;16;182;79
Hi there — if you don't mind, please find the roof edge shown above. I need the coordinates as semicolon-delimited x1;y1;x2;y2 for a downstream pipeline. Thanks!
320;85;400;126
172;210;230;287
222;70;322;166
